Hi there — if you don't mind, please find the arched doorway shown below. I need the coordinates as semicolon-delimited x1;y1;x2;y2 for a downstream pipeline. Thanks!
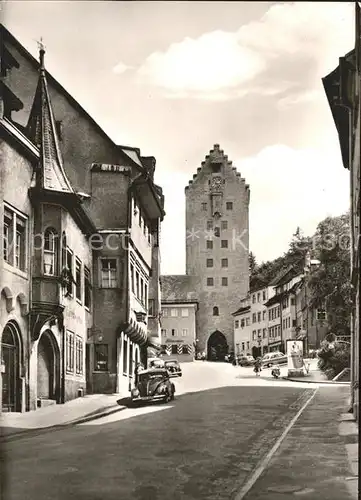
37;331;57;401
207;330;228;361
1;321;21;412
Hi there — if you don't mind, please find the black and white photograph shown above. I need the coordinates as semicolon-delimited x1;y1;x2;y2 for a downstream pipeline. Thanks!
0;1;359;499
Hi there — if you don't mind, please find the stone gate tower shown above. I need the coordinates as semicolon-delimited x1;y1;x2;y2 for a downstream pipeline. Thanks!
185;145;250;359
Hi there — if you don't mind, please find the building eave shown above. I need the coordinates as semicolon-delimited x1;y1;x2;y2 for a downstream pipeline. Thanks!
28;187;96;236
0;117;39;159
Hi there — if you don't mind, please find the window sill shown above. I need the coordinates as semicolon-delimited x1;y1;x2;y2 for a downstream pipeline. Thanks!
3;262;29;280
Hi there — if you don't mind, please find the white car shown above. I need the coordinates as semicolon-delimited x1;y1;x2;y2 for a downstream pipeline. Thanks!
261;352;287;367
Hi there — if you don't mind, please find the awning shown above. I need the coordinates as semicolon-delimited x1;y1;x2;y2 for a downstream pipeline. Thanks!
122;318;147;345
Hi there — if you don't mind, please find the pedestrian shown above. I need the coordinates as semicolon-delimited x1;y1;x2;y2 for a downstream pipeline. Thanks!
254;357;262;377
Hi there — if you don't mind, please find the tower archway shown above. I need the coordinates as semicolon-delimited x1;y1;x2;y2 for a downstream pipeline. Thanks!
207;330;228;361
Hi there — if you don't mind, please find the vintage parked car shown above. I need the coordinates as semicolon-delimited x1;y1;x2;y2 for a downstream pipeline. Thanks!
147;357;165;369
131;368;175;404
261;351;287;368
164;359;182;377
239;355;256;366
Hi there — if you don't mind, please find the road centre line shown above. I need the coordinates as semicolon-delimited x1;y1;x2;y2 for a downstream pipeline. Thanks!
233;388;318;500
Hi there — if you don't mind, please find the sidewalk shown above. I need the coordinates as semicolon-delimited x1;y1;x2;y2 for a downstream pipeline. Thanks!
0;393;127;439
280;359;349;384
242;385;359;500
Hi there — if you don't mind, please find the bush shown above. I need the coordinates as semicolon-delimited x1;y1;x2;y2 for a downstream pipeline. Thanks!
317;341;350;379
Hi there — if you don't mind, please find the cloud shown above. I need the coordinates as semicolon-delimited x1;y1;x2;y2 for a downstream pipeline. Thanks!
137;2;354;100
113;61;132;74
235;144;350;263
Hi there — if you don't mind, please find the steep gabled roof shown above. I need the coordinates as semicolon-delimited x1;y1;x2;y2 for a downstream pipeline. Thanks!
25;46;73;193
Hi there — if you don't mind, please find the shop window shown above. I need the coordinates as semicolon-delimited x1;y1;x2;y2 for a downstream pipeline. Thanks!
95;344;109;372
182;345;188;354
100;258;118;288
171;345;178;354
84;266;91;309
75;336;83;374
66;331;74;373
136;271;140;298
213;306;219;316
75;258;82;301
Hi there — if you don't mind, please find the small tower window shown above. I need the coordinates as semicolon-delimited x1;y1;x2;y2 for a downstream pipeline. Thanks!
213;306;219;316
201;203;207;210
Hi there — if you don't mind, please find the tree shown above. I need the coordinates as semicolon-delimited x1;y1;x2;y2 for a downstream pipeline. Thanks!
308;212;352;337
249;252;257;275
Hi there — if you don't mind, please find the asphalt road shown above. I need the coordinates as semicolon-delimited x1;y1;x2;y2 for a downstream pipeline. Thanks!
1;363;316;500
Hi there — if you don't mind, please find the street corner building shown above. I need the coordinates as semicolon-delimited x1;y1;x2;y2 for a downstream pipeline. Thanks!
0;25;165;412
161;145;250;361
322;5;361;421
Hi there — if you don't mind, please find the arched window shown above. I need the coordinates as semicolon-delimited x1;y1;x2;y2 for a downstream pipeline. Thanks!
44;228;58;275
213;306;219;316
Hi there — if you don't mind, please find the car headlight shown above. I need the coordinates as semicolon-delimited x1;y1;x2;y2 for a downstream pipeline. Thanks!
156;385;167;394
131;388;140;397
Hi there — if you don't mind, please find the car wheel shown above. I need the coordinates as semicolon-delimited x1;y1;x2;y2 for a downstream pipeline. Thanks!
179;373;182;377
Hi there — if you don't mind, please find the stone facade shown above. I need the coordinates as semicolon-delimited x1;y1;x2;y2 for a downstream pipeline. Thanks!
161;145;249;360
160;302;198;362
323;15;360;420
0;26;164;412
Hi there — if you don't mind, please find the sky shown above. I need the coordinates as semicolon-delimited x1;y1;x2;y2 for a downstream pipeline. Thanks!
3;1;354;275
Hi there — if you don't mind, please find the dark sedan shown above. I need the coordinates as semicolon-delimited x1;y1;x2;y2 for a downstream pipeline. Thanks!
131;369;175;404
164;359;182;377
